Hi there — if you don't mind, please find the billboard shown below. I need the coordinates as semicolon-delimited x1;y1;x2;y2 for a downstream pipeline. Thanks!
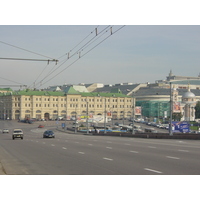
173;102;181;113
135;106;142;115
171;121;190;133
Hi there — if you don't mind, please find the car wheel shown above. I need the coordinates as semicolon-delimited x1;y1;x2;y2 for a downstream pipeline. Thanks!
21;137;23;140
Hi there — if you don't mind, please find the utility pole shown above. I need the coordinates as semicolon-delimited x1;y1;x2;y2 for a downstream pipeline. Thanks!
104;98;107;134
169;82;173;136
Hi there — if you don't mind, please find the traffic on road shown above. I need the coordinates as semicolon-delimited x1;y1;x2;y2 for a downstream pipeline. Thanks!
0;120;200;175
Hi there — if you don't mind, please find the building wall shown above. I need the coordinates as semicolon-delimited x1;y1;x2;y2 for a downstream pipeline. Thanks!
0;94;133;120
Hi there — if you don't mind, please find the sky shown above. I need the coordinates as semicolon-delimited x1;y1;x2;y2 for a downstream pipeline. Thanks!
1;25;200;90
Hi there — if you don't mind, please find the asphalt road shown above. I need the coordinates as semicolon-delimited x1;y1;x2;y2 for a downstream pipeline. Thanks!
0;120;200;175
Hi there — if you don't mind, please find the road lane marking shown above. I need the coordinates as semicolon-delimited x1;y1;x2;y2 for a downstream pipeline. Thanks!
148;146;157;148
103;157;113;161
88;144;93;146
79;152;85;154
130;151;138;153
178;150;189;152
51;144;55;146
62;147;67;150
166;156;180;160
106;147;112;149
144;168;162;174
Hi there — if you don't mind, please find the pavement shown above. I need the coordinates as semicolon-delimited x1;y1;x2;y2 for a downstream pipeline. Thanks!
0;162;6;175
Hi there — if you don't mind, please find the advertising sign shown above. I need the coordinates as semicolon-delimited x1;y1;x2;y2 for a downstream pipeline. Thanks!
173;102;181;113
171;121;190;133
135;106;142;115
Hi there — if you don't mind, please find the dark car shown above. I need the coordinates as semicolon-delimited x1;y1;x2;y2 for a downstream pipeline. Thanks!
43;130;55;138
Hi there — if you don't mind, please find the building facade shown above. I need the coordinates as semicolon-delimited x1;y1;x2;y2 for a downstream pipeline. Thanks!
0;89;133;121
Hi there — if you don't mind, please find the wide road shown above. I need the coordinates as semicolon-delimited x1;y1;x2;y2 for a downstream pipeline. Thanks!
0;120;200;175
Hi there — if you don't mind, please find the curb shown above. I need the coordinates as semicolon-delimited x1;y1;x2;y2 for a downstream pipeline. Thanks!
0;162;6;175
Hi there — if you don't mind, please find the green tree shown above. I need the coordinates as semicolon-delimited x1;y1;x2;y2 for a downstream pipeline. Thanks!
172;113;182;121
195;101;200;118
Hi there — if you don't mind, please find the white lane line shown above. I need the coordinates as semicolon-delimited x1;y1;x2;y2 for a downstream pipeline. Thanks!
178;150;189;152
148;146;157;148
51;144;55;146
103;157;113;161
130;151;139;153
88;144;93;146
62;147;67;150
166;156;180;160
78;152;85;154
106;147;112;149
144;168;162;174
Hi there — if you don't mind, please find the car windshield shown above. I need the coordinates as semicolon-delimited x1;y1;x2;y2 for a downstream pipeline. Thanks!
14;130;22;133
46;131;53;134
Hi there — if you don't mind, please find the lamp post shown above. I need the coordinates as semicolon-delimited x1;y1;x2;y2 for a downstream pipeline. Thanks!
86;101;89;134
0;101;5;120
65;95;68;131
126;89;135;134
169;82;173;136
104;98;107;134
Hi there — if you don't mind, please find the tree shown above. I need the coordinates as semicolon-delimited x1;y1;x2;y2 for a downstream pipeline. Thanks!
195;101;200;118
172;113;182;121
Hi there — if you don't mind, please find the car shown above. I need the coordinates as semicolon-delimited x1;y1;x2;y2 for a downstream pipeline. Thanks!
2;129;9;133
38;125;44;128
12;129;23;140
43;130;55;138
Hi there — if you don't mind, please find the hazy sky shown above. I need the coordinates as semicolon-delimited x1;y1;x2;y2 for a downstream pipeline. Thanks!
1;25;200;89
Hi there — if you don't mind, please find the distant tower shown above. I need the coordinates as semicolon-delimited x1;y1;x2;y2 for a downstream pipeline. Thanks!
181;84;196;121
169;69;173;77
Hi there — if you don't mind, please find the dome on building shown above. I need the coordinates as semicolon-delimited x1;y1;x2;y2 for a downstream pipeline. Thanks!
182;91;195;99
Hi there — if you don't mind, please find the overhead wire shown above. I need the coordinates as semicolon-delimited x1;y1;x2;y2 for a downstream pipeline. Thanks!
56;25;99;60
37;25;125;88
31;26;100;88
0;40;54;59
34;26;111;88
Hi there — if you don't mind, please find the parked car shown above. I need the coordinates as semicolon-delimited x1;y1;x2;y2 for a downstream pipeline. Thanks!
43;130;55;138
38;125;44;128
12;129;23;140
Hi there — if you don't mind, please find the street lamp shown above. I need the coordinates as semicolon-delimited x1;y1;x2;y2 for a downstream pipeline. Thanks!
86;100;89;134
169;82;173;136
104;98;107;134
127;89;135;134
0;101;5;120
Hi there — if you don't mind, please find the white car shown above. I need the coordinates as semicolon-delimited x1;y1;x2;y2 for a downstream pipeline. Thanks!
3;129;9;133
12;129;23;140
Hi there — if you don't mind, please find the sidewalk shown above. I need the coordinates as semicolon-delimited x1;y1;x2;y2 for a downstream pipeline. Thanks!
0;162;6;175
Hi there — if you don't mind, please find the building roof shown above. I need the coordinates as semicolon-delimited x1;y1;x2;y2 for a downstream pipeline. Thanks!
0;88;13;91
93;84;140;95
134;87;200;97
0;88;130;98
